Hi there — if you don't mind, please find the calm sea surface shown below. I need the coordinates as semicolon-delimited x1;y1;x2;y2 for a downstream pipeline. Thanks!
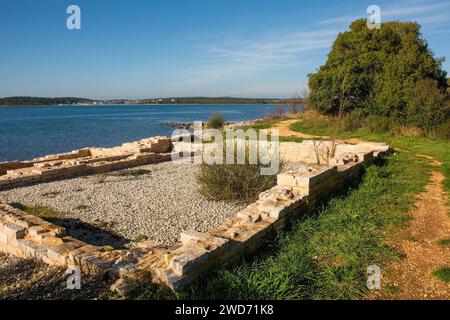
0;104;275;161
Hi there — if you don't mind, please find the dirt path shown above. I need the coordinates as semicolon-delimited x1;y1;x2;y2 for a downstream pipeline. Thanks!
271;119;326;139
269;119;364;144
372;164;450;299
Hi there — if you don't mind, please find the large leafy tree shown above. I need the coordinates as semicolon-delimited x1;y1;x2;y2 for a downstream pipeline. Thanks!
308;19;448;131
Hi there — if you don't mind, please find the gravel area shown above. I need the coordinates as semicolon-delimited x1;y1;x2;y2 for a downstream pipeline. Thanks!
0;161;246;247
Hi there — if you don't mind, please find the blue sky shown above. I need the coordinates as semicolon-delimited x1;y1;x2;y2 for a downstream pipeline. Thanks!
0;0;449;99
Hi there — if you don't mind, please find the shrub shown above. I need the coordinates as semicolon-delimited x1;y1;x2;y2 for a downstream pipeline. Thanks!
390;124;423;138
198;163;278;202
197;147;280;203
339;110;365;132
268;105;287;120
405;78;448;133
434;119;450;139
365;115;391;134
207;113;225;129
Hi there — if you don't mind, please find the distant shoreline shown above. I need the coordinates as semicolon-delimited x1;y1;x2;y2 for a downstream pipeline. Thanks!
0;103;279;107
0;96;302;107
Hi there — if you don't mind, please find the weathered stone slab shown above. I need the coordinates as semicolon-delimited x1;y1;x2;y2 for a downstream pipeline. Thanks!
180;230;209;245
169;248;208;276
3;223;26;240
277;165;337;194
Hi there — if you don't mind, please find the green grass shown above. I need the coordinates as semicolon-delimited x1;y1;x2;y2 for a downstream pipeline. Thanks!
433;268;450;283
133;234;148;243
278;136;304;143
289;118;450;206
289;119;336;136
21;205;62;219
437;239;450;247
349;134;449;206
245;120;277;130
138;151;430;300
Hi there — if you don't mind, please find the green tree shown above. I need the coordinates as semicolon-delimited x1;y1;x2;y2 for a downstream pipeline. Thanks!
308;19;448;130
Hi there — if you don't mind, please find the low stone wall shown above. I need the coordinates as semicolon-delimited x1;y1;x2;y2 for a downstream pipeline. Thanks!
0;202;169;284
0;137;173;190
0;138;391;296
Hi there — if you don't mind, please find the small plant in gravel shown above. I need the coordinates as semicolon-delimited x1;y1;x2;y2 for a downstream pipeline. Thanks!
109;169;151;177
74;204;89;210
134;234;148;242
41;191;61;198
207;113;225;129
21;205;62;219
433;268;450;283
437;239;450;246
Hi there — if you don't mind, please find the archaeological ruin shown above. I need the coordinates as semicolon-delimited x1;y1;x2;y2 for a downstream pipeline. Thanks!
0;135;391;296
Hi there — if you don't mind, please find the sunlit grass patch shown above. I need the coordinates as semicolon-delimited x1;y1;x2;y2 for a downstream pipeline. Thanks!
21;205;62;219
437;239;450;247
433;268;450;283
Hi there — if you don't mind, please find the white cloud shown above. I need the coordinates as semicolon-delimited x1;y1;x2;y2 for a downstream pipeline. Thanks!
179;30;337;85
317;0;450;26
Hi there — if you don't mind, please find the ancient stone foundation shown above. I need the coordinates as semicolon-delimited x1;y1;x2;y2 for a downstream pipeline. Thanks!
0;137;173;190
0;137;391;296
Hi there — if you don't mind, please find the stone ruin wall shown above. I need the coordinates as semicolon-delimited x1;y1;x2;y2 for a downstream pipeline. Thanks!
0;136;391;296
0;136;174;190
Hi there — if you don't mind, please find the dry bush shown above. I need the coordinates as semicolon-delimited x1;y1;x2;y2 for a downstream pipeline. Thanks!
313;140;337;165
197;146;282;203
302;108;323;119
434;119;450;139
390;124;423;138
365;115;392;134
339;110;365;132
207;113;225;129
267;105;287;120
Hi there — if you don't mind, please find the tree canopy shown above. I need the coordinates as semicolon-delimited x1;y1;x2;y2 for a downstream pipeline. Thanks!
308;19;448;132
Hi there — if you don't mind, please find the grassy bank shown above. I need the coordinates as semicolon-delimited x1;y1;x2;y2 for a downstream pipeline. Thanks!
138;151;430;300
288;117;450;204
